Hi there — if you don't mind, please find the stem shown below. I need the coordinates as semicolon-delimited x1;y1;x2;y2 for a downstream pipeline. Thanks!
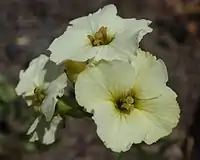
117;153;122;160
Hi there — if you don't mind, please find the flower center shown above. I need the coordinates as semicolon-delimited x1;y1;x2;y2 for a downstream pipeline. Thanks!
87;26;114;46
33;87;46;106
26;87;46;111
115;94;135;114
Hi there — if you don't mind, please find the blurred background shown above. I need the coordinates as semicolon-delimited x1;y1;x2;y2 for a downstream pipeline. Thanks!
0;0;200;159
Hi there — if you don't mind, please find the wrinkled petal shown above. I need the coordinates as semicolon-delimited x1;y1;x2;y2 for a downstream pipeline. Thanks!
15;70;34;96
47;73;67;95
91;5;123;34
43;115;62;145
70;4;118;32
29;131;39;142
34;70;47;87
15;55;49;95
132;49;168;99
93;45;129;62
15;73;34;96
49;29;95;64
69;15;95;32
75;61;136;113
41;73;67;121
93;30;139;62
138;87;180;144
93;4;117;17
41;95;57;122
27;117;41;135
108;31;139;61
125;19;152;42
92;101;149;152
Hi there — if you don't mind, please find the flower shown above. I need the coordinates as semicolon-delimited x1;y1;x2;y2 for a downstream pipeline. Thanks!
49;4;152;64
75;50;180;152
27;115;62;144
15;54;68;121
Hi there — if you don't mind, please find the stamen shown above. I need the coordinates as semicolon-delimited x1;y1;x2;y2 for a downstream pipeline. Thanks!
33;87;46;106
115;92;135;114
26;87;46;110
88;26;113;46
125;96;134;104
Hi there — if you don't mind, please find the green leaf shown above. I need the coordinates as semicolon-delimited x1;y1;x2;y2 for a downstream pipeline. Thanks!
56;94;92;118
56;99;72;116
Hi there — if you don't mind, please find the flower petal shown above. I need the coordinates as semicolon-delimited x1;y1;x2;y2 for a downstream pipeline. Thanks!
41;95;57;122
93;45;130;62
29;131;39;142
109;31;139;61
69;15;94;32
27;117;41;135
138;87;180;144
15;54;49;95
75;61;136;113
94;4;117;17
125;19;152;42
92;101;149;152
91;5;122;33
132;49;168;99
46;73;67;95
41;73;67;121
70;4;118;32
49;29;96;64
42;115;62;145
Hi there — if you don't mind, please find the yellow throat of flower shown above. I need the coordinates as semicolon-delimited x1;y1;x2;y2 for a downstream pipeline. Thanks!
87;26;114;46
115;92;135;114
26;87;46;111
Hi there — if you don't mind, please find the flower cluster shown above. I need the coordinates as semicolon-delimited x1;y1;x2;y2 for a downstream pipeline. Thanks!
15;4;180;152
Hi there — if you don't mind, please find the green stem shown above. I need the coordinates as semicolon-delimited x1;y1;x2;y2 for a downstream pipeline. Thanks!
117;153;122;160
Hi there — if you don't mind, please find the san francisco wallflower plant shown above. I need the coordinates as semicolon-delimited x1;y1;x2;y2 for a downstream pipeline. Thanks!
13;3;181;157
15;54;67;143
49;4;152;64
75;50;180;152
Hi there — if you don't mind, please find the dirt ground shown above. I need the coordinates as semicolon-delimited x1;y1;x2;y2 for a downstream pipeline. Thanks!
1;0;200;160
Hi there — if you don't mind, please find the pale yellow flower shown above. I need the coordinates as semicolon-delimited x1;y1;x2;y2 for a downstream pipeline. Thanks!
15;54;68;121
49;4;152;64
75;50;180;152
